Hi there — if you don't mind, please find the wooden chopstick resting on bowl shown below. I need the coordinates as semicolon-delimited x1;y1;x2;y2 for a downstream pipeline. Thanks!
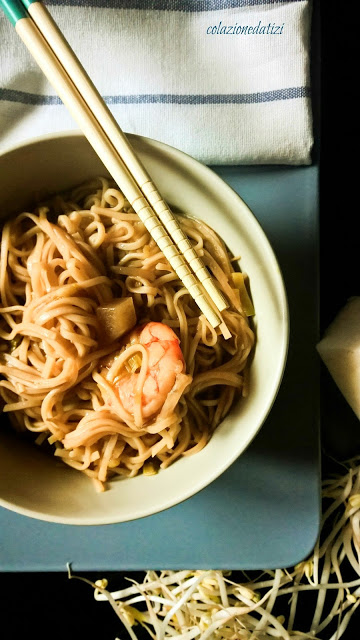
21;0;228;318
0;0;230;337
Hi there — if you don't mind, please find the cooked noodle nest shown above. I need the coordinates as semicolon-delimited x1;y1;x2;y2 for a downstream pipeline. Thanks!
0;177;254;491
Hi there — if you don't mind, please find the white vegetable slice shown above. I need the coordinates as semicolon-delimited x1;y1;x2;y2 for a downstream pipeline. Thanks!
96;297;136;343
317;296;360;419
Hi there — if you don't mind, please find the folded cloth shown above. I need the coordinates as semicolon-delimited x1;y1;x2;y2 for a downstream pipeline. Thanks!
0;0;313;165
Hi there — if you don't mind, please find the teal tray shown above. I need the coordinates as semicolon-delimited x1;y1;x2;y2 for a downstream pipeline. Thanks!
0;164;320;571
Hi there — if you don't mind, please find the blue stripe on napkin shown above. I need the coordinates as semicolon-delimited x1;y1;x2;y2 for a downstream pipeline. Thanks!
0;87;310;105
46;0;305;10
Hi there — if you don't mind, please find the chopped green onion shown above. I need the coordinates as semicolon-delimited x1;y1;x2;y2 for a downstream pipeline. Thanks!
124;353;142;374
9;335;21;352
231;272;255;316
143;461;158;476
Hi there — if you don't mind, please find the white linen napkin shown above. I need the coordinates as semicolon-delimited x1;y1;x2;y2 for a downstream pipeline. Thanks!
0;0;313;164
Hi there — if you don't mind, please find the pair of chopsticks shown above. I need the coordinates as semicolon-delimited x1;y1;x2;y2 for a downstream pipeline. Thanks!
0;0;231;337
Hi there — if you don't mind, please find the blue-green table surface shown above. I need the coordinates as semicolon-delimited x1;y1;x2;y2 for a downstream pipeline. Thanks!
0;164;320;572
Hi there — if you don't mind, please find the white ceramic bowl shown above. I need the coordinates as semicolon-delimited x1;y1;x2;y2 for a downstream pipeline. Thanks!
0;132;288;525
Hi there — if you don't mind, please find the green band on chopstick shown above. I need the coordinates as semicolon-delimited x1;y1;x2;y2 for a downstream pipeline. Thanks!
21;0;39;8
0;0;28;26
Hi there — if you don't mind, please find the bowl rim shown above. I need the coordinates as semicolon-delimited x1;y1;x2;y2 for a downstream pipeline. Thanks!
0;130;289;524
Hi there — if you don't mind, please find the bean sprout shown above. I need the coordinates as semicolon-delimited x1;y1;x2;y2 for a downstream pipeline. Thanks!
68;456;360;639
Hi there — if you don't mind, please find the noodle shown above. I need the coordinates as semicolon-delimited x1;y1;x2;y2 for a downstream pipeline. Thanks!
0;178;255;490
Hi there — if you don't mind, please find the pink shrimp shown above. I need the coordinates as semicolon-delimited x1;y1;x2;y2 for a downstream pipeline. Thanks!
115;322;185;420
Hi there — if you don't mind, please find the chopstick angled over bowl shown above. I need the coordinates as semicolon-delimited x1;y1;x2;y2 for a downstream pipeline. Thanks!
0;131;289;524
0;0;229;335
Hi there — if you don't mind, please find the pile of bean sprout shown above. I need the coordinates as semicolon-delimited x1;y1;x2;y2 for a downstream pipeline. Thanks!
68;456;360;639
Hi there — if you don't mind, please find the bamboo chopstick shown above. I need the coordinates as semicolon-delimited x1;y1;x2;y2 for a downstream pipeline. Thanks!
0;0;230;336
22;0;228;317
